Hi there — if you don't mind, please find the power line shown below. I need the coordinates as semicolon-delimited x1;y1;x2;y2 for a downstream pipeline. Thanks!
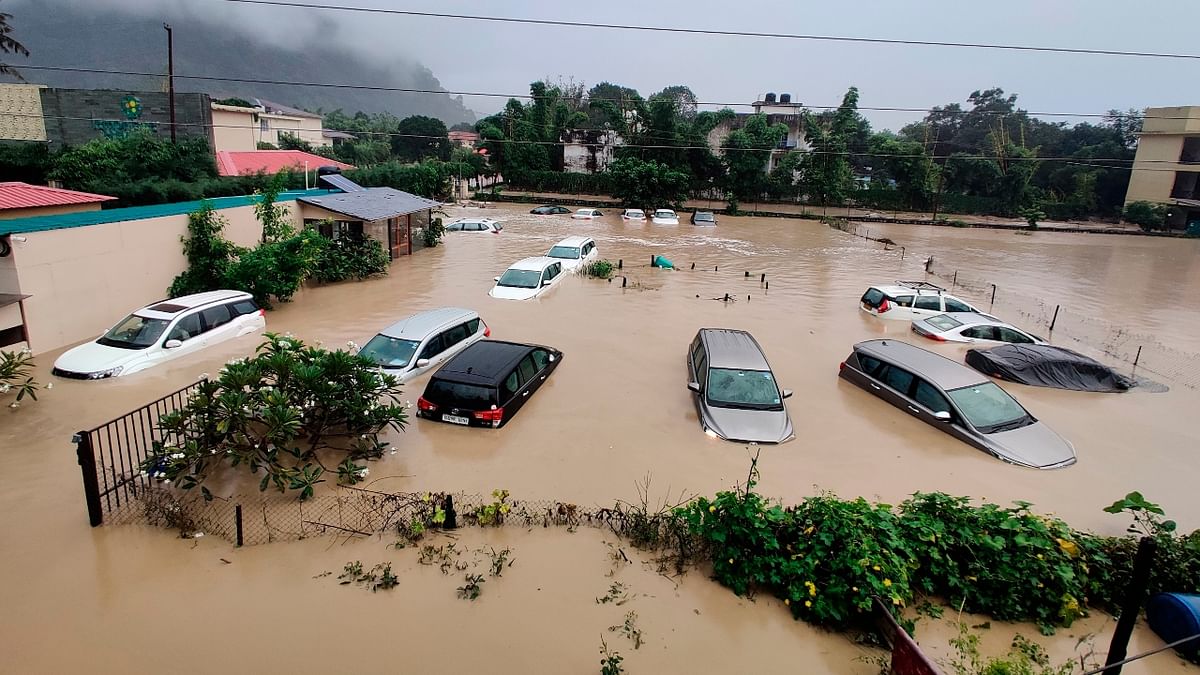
16;64;1167;122
218;0;1200;61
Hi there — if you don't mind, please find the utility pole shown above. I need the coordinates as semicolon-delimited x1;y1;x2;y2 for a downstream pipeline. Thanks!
164;23;176;142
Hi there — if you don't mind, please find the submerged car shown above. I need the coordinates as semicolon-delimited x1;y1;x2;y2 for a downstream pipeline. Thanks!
545;235;599;272
651;209;680;225
489;257;566;300
838;339;1076;469
966;344;1134;393
691;211;718;226
686;329;794;444
572;208;604;220
445;218;503;234
357;307;489;383
417;340;563;428
621;209;646;222
53;290;265;379
530;205;571;215
860;282;987;321
912;312;1044;345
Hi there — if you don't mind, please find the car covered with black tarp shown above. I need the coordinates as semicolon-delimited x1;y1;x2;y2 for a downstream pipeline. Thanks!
965;344;1133;392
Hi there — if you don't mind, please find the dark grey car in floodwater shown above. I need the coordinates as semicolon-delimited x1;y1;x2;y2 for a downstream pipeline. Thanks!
838;339;1075;469
687;329;794;444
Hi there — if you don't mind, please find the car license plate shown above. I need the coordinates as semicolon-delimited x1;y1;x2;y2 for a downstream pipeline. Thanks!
442;414;470;426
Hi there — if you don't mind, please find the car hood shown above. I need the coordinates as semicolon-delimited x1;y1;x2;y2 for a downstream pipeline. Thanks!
54;340;146;375
652;217;679;224
701;404;794;444
984;421;1076;469
490;285;539;300
558;258;583;271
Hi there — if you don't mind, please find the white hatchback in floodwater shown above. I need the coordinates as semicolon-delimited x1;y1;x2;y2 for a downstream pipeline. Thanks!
52;290;265;379
572;208;604;220
651;209;680;225
489;257;567;300
545;235;599;272
621;209;646;222
358;307;489;383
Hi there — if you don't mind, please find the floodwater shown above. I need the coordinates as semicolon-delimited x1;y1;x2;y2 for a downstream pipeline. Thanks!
2;204;1199;673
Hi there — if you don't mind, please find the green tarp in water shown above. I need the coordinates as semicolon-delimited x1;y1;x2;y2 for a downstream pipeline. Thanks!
652;255;675;269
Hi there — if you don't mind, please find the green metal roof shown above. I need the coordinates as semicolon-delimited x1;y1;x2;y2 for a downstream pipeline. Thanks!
0;189;336;236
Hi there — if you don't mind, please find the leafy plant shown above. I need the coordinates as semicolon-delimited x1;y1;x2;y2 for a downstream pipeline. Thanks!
310;227;391;283
168;203;239;298
1;347;40;408
596;582;632;606
599;637;624;675
255;173;294;243
457;573;485;600
142;334;406;500
1018;206;1047;229
608;611;644;650
474;489;512;526
943;622;1079;675
583;259;616;279
1122;200;1168;231
337;560;398;592
421;217;446;248
486;547;514;577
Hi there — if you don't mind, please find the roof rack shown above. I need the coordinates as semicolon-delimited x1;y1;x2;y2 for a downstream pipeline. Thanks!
896;280;945;293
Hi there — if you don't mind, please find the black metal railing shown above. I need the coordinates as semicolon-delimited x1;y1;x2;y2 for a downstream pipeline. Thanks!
74;379;204;526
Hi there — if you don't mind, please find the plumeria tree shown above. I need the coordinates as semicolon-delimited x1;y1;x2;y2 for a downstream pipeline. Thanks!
144;334;407;499
1;346;42;409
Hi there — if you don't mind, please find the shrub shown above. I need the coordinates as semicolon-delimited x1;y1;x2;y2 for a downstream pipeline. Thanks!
310;231;391;283
0;347;40;409
421;217;445;248
168;204;239;298
1123;200;1168;231
583;259;615;279
223;231;322;308
143;333;407;500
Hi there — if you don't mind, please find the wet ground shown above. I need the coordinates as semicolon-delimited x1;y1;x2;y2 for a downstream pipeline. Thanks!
3;204;1198;673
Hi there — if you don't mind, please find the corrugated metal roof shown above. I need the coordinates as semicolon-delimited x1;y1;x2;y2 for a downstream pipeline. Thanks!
0;189;334;236
0;182;116;210
298;188;440;221
318;173;365;192
215;151;354;177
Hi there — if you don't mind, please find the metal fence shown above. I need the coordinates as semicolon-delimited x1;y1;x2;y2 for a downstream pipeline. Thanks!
74;380;204;526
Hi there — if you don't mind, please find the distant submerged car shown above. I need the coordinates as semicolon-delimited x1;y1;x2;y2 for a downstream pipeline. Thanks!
691;211;717;226
530;205;571;215
911;312;1044;345
545;235;599;272
490;257;567;300
572;208;604;220
445;218;503;234
652;209;680;225
621;209;646;222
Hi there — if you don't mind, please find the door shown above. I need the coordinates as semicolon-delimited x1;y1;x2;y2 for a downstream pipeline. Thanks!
960;326;999;343
388;217;407;259
199;303;241;348
911;294;943;318
913;378;981;448
413;333;446;376
507;354;541;414
159;311;205;364
436;322;472;363
871;361;917;412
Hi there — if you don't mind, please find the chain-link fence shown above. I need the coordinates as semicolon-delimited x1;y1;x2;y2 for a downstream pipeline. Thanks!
925;259;1199;389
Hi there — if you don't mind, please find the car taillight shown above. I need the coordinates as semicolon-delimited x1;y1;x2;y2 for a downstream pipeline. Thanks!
838;361;846;372
417;397;437;412
473;407;504;423
258;308;266;317
878;299;891;313
483;325;491;337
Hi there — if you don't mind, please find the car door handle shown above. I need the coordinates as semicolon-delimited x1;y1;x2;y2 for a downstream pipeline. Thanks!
540;376;546;381
907;405;921;414
869;383;881;390
523;391;530;397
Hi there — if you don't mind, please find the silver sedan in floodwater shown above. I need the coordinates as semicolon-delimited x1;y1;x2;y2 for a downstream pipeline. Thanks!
838;339;1075;469
687;329;794;444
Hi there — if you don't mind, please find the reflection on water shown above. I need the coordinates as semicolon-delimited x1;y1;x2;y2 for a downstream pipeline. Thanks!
2;204;1198;673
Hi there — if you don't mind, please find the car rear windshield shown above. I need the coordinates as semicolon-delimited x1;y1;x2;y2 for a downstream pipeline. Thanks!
626;210;644;217
358;335;420;369
497;269;542;289
98;313;170;350
654;210;675;217
926;315;964;331
706;368;783;410
946;381;1031;433
424;379;496;408
547;246;580;260
861;288;885;307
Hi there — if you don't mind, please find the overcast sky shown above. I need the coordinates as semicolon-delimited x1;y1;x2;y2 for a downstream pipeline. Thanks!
39;0;1200;129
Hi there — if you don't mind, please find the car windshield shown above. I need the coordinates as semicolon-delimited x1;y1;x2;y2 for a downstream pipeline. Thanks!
97;313;170;350
706;368;783;410
424;379;495;408
695;213;714;221
358;335;420;369
655;210;675;218
497;269;542;289
547;245;580;260
946;381;1032;432
625;210;644;218
927;315;964;331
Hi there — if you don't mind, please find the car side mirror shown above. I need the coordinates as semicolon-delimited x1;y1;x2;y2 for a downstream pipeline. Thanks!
782;389;793;399
542;280;551;287
164;339;183;349
687;381;701;393
934;411;952;422
494;276;501;282
416;358;431;368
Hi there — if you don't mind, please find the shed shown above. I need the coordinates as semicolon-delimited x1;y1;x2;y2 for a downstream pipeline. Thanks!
298;188;441;259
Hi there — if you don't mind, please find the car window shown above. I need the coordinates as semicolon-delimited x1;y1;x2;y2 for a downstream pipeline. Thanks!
200;304;233;331
231;300;259;316
914;380;952;414
466;318;481;334
493;222;503;231
894;295;914;307
695;348;708;387
531;348;550;370
166;312;202;342
446;222;463;231
880;364;915;395
706;368;783;410
359;335;420;369
419;334;444;360
997;327;1034;344
944;297;973;313
857;354;885;378
541;267;553;283
425;379;495;407
518;355;537;383
963;326;998;340
442;323;469;348
98;313;170;350
502;371;521;400
498;269;541;288
946;382;1030;432
927;315;963;331
914;295;942;311
861;288;884;307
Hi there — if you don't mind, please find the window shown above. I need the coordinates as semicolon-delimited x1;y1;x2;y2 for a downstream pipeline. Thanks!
1171;171;1200;200
502;371;521;400
946;382;1030;432
861;288;885;307
442;323;469;348
97;314;169;350
914;380;951;414
231;300;259;316
944;297;973;313
963;326;999;341
424;379;495;407
419;334;444;360
547;245;581;260
358;335;420;368
166;313;202;342
926;315;964;331
446;222;463;231
705;368;783;410
1182;137;1200;164
880;365;915;394
997;327;1034;344
894;295;914;307
497;269;541;288
200;305;233;331
531;349;550;370
466;318;481;335
914;295;942;311
518;355;537;383
857;354;885;378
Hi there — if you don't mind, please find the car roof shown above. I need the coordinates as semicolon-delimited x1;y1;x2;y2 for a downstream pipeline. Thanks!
925;312;1013;329
553;235;592;247
624;208;644;212
695;211;714;216
507;256;558;271
870;284;956;297
450;217;497;224
575;208;599;212
434;340;547;384
379;307;478;340
654;208;677;213
699;329;772;370
853;339;987;390
136;290;252;318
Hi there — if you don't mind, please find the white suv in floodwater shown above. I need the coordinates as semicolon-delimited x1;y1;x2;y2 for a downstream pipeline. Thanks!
860;281;987;321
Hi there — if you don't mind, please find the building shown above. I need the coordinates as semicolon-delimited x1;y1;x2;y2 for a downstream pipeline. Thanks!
298;175;439;260
0;84;48;142
0;183;115;220
448;130;480;148
210;99;334;152
561;130;621;174
215;150;353;177
706;92;808;173
1125;106;1200;230
4;85;214;147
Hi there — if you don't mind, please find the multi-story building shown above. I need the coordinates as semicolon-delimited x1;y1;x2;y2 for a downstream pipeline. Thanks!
1124;105;1200;230
706;92;808;173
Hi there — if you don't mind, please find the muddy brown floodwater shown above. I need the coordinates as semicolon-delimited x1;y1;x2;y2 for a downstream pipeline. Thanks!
2;204;1199;673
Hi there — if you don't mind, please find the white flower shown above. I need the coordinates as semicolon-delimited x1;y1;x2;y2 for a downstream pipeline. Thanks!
163;479;172;484
198;373;210;380
8;402;18;409
360;434;367;440
0;384;10;394
44;382;53;390
357;468;370;477
193;533;204;538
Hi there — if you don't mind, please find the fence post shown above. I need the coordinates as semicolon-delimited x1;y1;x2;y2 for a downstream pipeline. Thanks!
74;431;104;527
235;504;244;547
900;247;905;260
1134;345;1142;368
952;271;957;288
617;259;622;270
1049;305;1060;331
990;284;997;307
1103;537;1157;675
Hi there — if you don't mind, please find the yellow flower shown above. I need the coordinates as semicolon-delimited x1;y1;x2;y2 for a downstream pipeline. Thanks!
1038;583;1044;588
967;576;978;582
804;526;814;535
728;558;734;564
892;596;902;606
804;600;812;608
1057;538;1079;558
852;586;859;592
873;565;881;572
709;505;716;513
883;578;892;587
1037;553;1044;560
784;598;790;606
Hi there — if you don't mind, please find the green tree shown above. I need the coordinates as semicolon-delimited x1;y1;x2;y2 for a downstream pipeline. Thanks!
722;114;788;202
393;115;450;162
608;156;689;210
168;204;239;298
1123;201;1168;231
255;173;293;243
0;7;28;80
867;133;936;208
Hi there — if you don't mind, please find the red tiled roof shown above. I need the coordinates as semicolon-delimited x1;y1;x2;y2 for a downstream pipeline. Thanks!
0;182;116;210
215;151;354;177
448;131;480;142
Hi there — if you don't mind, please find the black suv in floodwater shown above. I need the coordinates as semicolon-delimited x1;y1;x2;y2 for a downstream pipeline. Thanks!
417;340;563;428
